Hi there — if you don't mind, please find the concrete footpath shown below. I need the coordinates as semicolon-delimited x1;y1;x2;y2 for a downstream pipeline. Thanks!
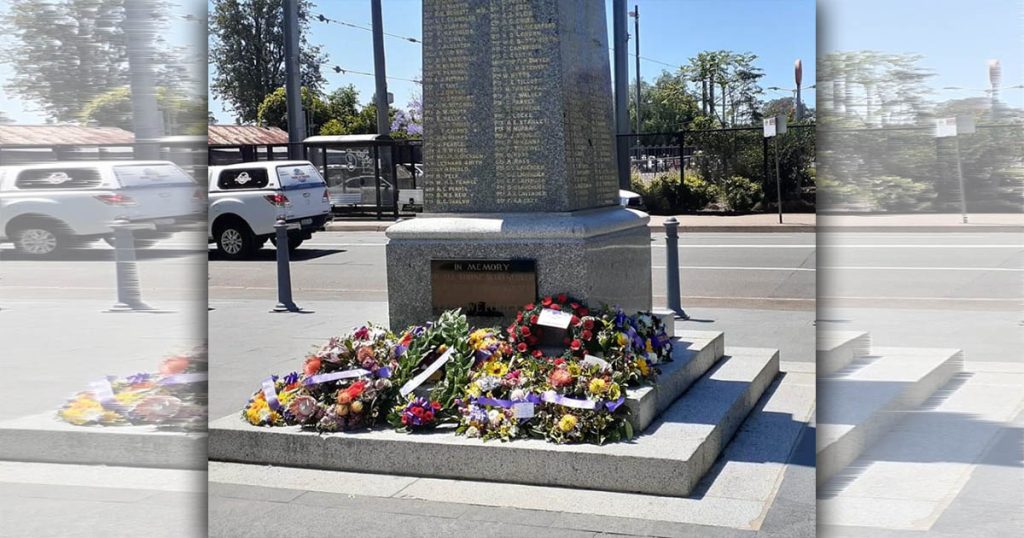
325;212;1023;233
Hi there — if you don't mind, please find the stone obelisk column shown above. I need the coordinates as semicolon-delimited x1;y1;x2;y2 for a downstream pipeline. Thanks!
386;0;651;330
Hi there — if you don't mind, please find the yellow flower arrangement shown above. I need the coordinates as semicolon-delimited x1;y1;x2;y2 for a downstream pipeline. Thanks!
483;359;508;377
558;414;578;432
608;382;622;400
588;378;608;395
616;332;629;347
636;358;649;377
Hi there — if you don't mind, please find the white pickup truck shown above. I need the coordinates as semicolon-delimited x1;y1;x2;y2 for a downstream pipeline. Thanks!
207;161;332;259
0;161;204;257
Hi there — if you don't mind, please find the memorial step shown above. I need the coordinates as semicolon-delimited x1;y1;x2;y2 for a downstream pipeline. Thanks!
819;362;1024;531
0;412;206;470
208;345;780;497
626;330;724;432
817;346;963;485
817;331;871;376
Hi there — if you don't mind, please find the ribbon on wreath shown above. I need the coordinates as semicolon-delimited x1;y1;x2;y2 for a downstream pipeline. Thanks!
540;390;625;412
261;377;282;411
158;372;208;385
89;377;123;412
472;394;542;420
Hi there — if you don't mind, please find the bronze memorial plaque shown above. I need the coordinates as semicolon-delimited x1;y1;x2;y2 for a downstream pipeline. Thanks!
431;259;537;318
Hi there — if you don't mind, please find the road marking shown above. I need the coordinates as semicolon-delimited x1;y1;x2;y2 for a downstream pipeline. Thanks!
653;265;816;271
820;266;1024;272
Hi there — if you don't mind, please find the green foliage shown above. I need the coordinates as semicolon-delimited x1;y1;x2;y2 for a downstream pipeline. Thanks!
720;176;763;212
209;0;326;123
1;0;190;123
389;310;475;428
79;86;207;135
866;176;935;211
257;86;321;133
635;171;718;214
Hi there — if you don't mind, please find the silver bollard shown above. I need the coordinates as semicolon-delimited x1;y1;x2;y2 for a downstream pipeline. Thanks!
663;217;688;320
106;219;156;312
271;219;300;313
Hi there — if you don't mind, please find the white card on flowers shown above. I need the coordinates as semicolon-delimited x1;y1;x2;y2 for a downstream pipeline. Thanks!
513;401;535;419
537;308;573;329
399;348;453;397
582;354;611;371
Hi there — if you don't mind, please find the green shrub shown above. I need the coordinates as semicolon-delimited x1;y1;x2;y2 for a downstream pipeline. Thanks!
866;175;935;211
720;175;763;212
635;171;717;214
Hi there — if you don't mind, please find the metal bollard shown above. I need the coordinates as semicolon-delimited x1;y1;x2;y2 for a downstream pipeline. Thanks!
663;217;688;320
106;219;156;312
271;219;300;313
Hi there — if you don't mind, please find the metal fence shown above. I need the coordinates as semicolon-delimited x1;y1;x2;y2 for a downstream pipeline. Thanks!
617;124;816;212
817;123;1023;213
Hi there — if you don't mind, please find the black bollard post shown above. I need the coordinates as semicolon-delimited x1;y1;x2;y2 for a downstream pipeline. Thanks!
106;219;156;312
271;219;300;313
663;217;688;320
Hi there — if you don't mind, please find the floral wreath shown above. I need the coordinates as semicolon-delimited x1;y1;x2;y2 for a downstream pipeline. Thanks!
506;294;592;359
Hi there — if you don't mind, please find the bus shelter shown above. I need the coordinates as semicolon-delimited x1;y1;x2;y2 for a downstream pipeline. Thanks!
303;134;422;220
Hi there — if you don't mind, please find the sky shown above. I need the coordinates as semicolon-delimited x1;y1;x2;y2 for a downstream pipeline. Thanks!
208;0;818;124
3;1;1020;125
818;0;1023;106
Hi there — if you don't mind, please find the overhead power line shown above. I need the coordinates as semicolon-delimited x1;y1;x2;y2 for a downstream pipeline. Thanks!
316;13;421;43
332;65;421;84
314;13;685;72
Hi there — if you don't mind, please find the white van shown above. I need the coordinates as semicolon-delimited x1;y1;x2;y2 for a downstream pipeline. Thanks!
0;161;204;256
207;160;332;259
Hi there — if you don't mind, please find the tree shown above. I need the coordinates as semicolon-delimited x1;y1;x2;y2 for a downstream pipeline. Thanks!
682;51;764;127
390;96;422;139
763;97;815;123
628;72;699;133
256;86;330;134
80;86;207;135
209;0;327;123
1;0;190;123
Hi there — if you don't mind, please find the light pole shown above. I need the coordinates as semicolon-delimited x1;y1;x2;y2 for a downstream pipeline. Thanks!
613;0;630;189
630;6;640;141
794;59;803;122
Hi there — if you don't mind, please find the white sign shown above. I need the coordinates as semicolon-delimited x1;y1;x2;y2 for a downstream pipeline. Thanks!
582;354;611;372
512;401;535;419
399;348;453;397
956;115;976;135
763;115;787;137
935;117;958;138
537;308;573;329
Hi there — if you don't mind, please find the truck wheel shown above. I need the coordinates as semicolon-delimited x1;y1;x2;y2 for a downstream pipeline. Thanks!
215;221;256;260
11;224;63;257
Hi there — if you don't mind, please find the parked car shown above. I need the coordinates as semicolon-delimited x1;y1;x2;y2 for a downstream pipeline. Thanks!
0;161;204;257
207;160;331;259
619;189;645;210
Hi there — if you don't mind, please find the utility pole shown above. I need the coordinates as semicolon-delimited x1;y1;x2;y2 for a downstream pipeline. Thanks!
631;5;641;140
283;0;305;159
371;0;390;136
613;0;630;189
124;0;162;160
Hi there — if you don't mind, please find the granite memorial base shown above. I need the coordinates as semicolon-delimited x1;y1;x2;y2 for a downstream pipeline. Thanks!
0;412;207;470
385;206;652;330
209;332;781;497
